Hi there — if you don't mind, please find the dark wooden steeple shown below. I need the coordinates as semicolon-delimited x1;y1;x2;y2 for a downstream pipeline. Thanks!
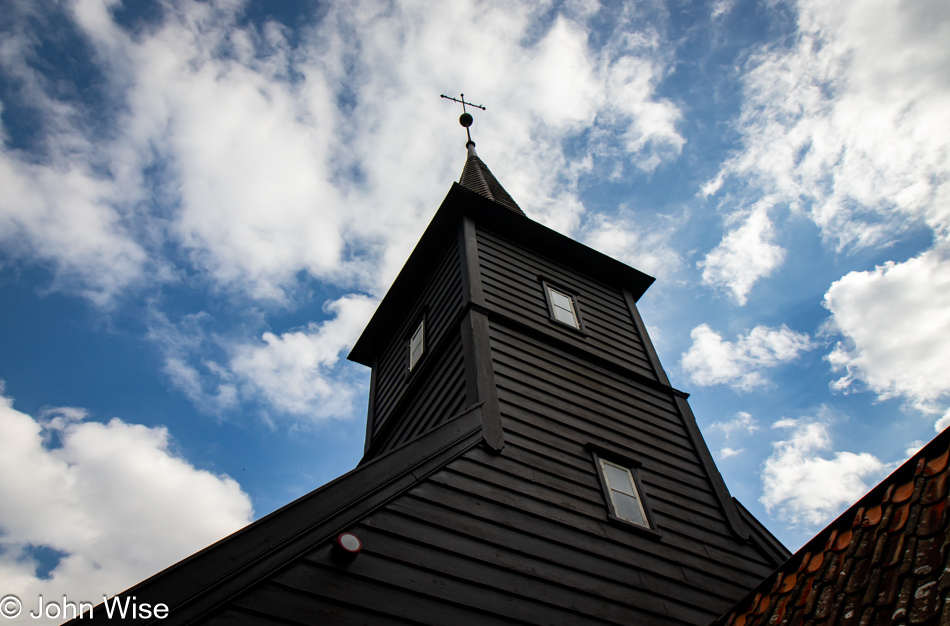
69;137;789;626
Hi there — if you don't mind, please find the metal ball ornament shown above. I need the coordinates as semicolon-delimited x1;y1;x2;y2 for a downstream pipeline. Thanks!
459;112;474;127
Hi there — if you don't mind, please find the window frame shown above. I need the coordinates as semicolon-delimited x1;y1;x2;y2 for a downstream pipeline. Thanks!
540;278;587;334
407;314;426;373
586;443;660;538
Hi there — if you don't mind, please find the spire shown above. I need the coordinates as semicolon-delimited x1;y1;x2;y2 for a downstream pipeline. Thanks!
459;142;524;215
441;93;525;215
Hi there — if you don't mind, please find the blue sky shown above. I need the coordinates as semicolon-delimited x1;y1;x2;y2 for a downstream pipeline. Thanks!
2;0;949;617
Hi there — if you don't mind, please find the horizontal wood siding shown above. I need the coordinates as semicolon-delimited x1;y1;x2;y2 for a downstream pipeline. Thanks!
487;320;777;621
212;441;772;625
372;338;468;456
476;226;656;380
371;239;463;444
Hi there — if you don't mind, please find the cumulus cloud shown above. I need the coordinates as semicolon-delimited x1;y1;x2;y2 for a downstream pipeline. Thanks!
824;248;950;419
698;204;785;305
761;416;885;527
681;323;814;390
0;390;252;624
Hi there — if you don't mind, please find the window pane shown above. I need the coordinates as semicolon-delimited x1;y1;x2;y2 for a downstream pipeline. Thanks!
409;320;424;370
553;305;578;327
549;289;573;310
611;491;645;525
602;462;635;495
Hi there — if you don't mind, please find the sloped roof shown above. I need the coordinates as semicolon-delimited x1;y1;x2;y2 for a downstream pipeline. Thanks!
459;141;524;214
713;425;950;626
66;405;490;624
348;184;655;365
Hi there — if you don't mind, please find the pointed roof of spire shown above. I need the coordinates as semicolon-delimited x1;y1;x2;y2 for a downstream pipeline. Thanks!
459;141;524;215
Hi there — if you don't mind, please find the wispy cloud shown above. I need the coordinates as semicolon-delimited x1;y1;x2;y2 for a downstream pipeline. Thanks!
719;446;743;459
711;411;759;438
705;0;950;297
582;212;681;280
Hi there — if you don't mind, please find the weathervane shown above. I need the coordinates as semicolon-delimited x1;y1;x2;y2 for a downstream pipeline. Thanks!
440;93;485;145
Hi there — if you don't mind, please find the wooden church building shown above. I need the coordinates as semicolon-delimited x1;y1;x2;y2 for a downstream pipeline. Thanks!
71;108;950;625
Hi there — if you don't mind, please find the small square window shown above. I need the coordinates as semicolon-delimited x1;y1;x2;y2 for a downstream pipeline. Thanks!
409;318;425;371
543;284;581;329
598;458;649;528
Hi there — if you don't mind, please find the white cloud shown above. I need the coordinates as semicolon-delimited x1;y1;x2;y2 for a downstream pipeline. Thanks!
681;323;814;390
230;295;377;419
148;295;376;422
761;416;885;527
0;391;252;624
1;0;687;305
719;447;742;459
711;411;758;438
711;0;950;249
698;203;786;305
699;0;950;312
582;213;681;279
936;410;950;433
824;248;950;418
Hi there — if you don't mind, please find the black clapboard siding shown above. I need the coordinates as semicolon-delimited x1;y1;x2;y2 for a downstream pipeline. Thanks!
370;339;467;455
491;336;689;444
499;396;706;481
424;462;772;585
502;431;723;514
228;582;418;625
489;323;686;437
369;239;463;446
459;444;736;543
342;523;686;625
474;226;656;378
377;497;755;612
405;481;769;599
496;381;703;477
199;607;294;625
411;466;772;617
491;382;761;556
288;549;616;626
451;450;742;555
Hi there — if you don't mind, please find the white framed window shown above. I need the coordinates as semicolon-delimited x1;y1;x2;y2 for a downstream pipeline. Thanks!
543;282;582;330
408;318;425;371
598;458;649;527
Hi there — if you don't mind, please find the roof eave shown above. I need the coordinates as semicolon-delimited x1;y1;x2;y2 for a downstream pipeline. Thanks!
348;183;655;366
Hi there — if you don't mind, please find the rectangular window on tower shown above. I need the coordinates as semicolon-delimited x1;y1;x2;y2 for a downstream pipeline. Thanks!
599;459;648;527
408;318;425;371
541;279;585;332
586;444;658;536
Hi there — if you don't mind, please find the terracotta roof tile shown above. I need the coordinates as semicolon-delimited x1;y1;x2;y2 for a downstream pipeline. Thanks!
711;426;950;626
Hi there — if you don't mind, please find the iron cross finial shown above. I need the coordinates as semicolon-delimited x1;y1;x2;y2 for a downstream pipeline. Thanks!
440;93;485;144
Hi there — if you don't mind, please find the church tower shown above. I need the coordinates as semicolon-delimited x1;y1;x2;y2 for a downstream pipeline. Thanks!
71;106;789;625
